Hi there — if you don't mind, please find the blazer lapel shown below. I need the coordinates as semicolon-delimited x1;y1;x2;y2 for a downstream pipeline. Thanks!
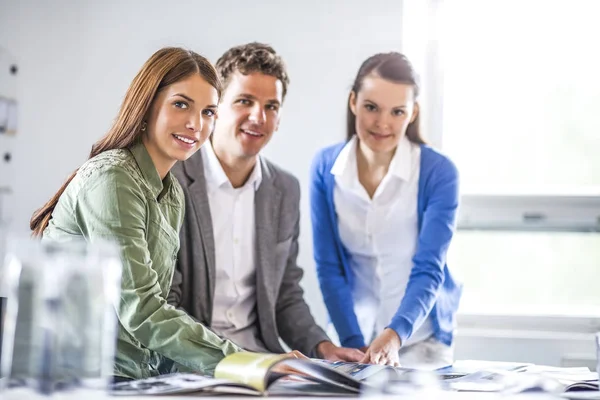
183;152;217;322
254;158;282;343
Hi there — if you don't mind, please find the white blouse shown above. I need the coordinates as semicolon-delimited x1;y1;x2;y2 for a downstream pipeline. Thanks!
331;135;433;346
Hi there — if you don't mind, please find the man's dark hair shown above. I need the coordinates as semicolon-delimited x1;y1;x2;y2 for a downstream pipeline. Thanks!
215;42;290;101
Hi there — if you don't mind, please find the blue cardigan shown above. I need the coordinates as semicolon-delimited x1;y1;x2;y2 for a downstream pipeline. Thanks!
310;142;462;349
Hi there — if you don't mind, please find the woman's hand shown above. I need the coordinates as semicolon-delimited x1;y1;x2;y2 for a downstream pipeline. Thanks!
360;328;402;366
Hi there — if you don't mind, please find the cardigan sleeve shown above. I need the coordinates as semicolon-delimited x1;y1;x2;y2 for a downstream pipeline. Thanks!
387;155;460;344
310;149;366;348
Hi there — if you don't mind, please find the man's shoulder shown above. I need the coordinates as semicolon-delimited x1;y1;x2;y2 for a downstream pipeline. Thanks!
170;161;188;191
260;157;299;191
172;149;205;189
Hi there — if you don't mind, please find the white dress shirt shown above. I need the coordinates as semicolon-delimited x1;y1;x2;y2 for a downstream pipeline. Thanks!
331;135;433;346
202;142;267;352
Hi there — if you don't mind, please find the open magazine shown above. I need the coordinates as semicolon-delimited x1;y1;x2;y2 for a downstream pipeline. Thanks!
111;353;370;396
439;363;598;394
313;359;417;380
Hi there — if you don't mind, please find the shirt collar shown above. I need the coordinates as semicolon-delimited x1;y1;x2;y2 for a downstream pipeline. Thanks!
130;141;171;199
202;140;263;191
330;134;414;183
330;136;356;177
388;134;413;182
330;136;361;193
246;157;263;191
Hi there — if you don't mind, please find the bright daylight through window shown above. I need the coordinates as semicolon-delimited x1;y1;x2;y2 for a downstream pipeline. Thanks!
438;1;600;314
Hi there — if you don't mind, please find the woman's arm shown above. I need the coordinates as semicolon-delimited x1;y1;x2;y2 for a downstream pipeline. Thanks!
388;156;460;343
75;167;242;375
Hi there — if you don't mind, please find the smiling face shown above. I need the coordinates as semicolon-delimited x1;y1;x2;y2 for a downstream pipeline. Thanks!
211;71;283;162
350;74;419;154
142;73;219;177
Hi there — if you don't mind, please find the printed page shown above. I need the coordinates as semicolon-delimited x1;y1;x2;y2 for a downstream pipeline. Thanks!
110;373;259;396
312;359;408;381
281;358;362;393
214;352;289;392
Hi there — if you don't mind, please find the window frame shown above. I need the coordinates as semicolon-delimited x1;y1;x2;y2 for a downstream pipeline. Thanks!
402;0;600;326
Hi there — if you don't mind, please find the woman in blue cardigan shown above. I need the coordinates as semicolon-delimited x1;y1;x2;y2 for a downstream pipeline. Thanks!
310;52;462;367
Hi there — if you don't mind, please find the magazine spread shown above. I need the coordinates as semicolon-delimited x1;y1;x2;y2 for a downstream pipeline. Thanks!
110;356;599;396
111;352;365;396
313;359;410;381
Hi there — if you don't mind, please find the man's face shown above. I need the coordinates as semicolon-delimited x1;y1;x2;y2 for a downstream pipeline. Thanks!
212;71;284;160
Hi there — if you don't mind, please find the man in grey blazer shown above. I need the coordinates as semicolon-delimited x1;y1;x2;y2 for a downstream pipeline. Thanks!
168;43;363;361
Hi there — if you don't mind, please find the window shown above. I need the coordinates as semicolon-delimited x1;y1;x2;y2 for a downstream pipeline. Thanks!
441;1;600;196
449;231;600;314
406;1;600;315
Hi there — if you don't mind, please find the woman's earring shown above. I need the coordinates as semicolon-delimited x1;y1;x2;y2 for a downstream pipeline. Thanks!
141;121;147;132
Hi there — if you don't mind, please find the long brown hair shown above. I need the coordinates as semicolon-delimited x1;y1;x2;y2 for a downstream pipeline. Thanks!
346;52;426;144
30;47;221;237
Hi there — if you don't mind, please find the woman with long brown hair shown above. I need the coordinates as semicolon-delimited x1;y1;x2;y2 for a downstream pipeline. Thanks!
30;47;244;380
310;52;461;368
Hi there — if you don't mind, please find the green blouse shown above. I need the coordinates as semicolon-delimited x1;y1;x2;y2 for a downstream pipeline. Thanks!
43;142;242;379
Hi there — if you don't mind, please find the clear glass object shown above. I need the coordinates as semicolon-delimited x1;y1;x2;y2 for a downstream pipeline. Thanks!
0;236;122;394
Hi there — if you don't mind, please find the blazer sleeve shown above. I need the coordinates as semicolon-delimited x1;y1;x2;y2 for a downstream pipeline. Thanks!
274;177;330;356
388;156;460;344
310;151;365;349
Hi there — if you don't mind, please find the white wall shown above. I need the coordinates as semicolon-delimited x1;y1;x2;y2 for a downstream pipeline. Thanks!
2;1;598;369
0;0;405;327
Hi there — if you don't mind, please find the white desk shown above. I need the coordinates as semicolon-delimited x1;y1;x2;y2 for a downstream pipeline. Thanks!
0;388;568;399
